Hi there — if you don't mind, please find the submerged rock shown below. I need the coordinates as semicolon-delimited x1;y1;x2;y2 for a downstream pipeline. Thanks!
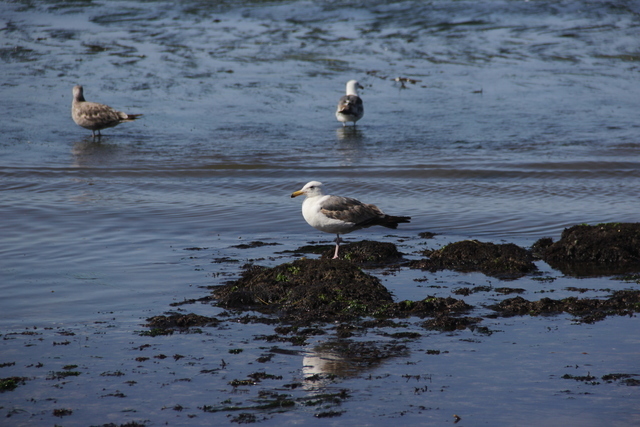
534;223;640;276
409;239;537;279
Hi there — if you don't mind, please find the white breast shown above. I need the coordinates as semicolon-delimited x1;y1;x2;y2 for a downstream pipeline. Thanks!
302;195;356;235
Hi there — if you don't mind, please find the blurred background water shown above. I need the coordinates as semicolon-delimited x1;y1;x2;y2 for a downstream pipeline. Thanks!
0;1;639;425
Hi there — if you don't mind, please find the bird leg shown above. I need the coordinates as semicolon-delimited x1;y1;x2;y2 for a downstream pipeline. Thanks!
333;234;342;259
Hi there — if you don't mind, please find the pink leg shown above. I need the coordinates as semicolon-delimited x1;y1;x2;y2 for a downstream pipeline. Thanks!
332;234;342;259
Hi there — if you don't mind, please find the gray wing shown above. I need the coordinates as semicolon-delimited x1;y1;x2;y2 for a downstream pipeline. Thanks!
320;195;383;225
336;95;363;115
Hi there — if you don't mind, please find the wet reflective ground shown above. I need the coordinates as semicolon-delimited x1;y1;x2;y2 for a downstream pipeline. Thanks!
1;1;639;425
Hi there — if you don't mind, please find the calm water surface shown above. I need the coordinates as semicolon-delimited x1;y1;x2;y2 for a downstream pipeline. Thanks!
1;1;639;425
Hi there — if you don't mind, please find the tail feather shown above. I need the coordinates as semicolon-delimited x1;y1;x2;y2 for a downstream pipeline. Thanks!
381;215;411;229
360;215;411;229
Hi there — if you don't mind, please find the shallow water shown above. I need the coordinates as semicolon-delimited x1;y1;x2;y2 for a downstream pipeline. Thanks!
1;0;639;425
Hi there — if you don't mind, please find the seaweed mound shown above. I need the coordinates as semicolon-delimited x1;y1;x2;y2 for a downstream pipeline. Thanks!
287;240;405;266
534;223;640;276
320;240;405;265
213;259;394;323
489;290;640;323
409;240;537;279
212;259;478;327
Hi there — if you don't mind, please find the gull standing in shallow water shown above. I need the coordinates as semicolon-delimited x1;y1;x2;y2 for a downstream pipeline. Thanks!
71;85;142;138
335;80;364;127
291;181;411;259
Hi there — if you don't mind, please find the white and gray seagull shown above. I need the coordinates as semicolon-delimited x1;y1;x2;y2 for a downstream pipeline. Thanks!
291;181;410;259
335;80;364;127
72;85;142;138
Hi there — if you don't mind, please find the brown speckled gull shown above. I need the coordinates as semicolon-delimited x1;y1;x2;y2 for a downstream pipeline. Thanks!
71;85;142;138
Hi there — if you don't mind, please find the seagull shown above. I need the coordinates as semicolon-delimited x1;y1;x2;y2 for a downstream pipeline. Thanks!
336;80;364;127
71;85;142;138
291;181;411;259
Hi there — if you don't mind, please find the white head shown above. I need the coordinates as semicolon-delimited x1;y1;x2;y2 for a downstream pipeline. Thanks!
291;181;325;198
345;80;363;96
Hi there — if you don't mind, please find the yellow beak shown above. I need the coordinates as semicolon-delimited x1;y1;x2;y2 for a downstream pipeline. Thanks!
291;190;304;198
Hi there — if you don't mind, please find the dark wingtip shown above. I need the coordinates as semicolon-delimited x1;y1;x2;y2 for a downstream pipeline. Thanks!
382;215;411;229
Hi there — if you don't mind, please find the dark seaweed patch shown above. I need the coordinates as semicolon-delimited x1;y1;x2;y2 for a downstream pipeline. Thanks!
232;241;281;249
146;313;220;328
214;258;394;323
489;290;640;323
535;223;640;276
410;240;537;279
0;376;28;392
319;240;406;266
